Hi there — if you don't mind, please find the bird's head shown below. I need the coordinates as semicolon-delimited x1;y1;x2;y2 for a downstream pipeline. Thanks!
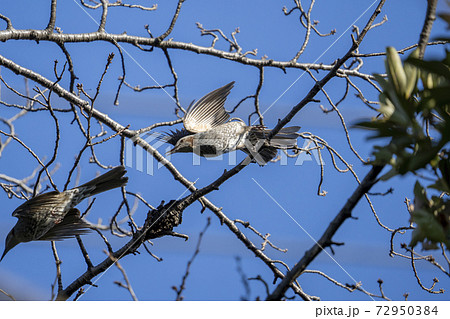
166;135;195;155
1;228;20;262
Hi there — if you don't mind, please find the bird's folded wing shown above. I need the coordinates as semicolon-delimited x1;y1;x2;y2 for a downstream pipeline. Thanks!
12;191;65;223
183;82;234;133
38;208;91;241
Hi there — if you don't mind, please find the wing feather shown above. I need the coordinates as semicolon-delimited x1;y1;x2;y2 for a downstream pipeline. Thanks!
12;191;66;221
159;128;193;146
38;208;91;241
183;82;234;133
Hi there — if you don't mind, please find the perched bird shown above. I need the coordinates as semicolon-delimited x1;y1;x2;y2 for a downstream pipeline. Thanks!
163;82;300;165
1;166;128;261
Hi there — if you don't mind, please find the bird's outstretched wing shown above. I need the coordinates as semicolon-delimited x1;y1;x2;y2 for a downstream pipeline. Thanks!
183;82;234;133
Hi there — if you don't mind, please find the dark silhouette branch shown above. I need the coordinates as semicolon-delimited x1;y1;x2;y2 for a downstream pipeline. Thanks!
266;165;384;300
418;0;439;59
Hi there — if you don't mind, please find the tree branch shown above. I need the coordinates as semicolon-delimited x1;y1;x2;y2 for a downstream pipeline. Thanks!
0;29;376;81
268;0;387;139
418;0;439;59
266;165;384;300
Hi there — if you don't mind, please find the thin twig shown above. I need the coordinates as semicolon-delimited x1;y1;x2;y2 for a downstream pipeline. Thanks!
174;217;211;301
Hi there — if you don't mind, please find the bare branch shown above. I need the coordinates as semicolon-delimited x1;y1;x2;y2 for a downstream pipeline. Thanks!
107;250;138;301
418;0;439;59
45;0;57;32
156;0;185;42
50;241;63;300
173;217;211;300
267;165;384;300
0;288;16;301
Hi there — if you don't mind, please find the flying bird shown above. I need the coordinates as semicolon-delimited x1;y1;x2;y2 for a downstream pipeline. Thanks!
1;166;128;261
163;82;300;165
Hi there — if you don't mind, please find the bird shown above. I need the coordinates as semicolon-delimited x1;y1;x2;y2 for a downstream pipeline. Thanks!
163;82;300;165
1;166;128;261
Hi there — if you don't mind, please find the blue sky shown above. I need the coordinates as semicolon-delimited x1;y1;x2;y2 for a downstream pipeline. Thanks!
0;1;449;301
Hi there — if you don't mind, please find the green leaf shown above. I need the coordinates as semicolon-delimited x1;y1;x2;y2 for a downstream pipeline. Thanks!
409;228;426;248
408;58;450;81
379;93;395;118
404;49;420;98
379;167;398;180
427;86;450;105
413;181;428;208
409;208;447;247
386;47;408;97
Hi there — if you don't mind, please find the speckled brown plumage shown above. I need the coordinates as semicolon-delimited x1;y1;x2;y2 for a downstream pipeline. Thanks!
1;166;128;261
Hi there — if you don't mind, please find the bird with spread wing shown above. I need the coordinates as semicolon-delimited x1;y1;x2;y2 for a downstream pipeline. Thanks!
162;82;300;165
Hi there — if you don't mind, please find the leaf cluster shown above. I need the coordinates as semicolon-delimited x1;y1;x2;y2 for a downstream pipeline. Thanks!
357;46;450;250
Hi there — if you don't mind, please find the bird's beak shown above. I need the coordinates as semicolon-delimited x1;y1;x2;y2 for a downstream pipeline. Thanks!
166;147;176;155
0;249;8;262
0;230;20;262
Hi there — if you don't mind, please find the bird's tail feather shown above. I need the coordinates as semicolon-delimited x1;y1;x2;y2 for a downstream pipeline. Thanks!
252;126;300;149
277;126;301;134
257;146;278;165
242;146;278;166
269;138;298;148
78;166;128;197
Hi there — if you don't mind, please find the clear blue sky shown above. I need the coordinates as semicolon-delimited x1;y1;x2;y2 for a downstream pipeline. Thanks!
0;1;449;301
